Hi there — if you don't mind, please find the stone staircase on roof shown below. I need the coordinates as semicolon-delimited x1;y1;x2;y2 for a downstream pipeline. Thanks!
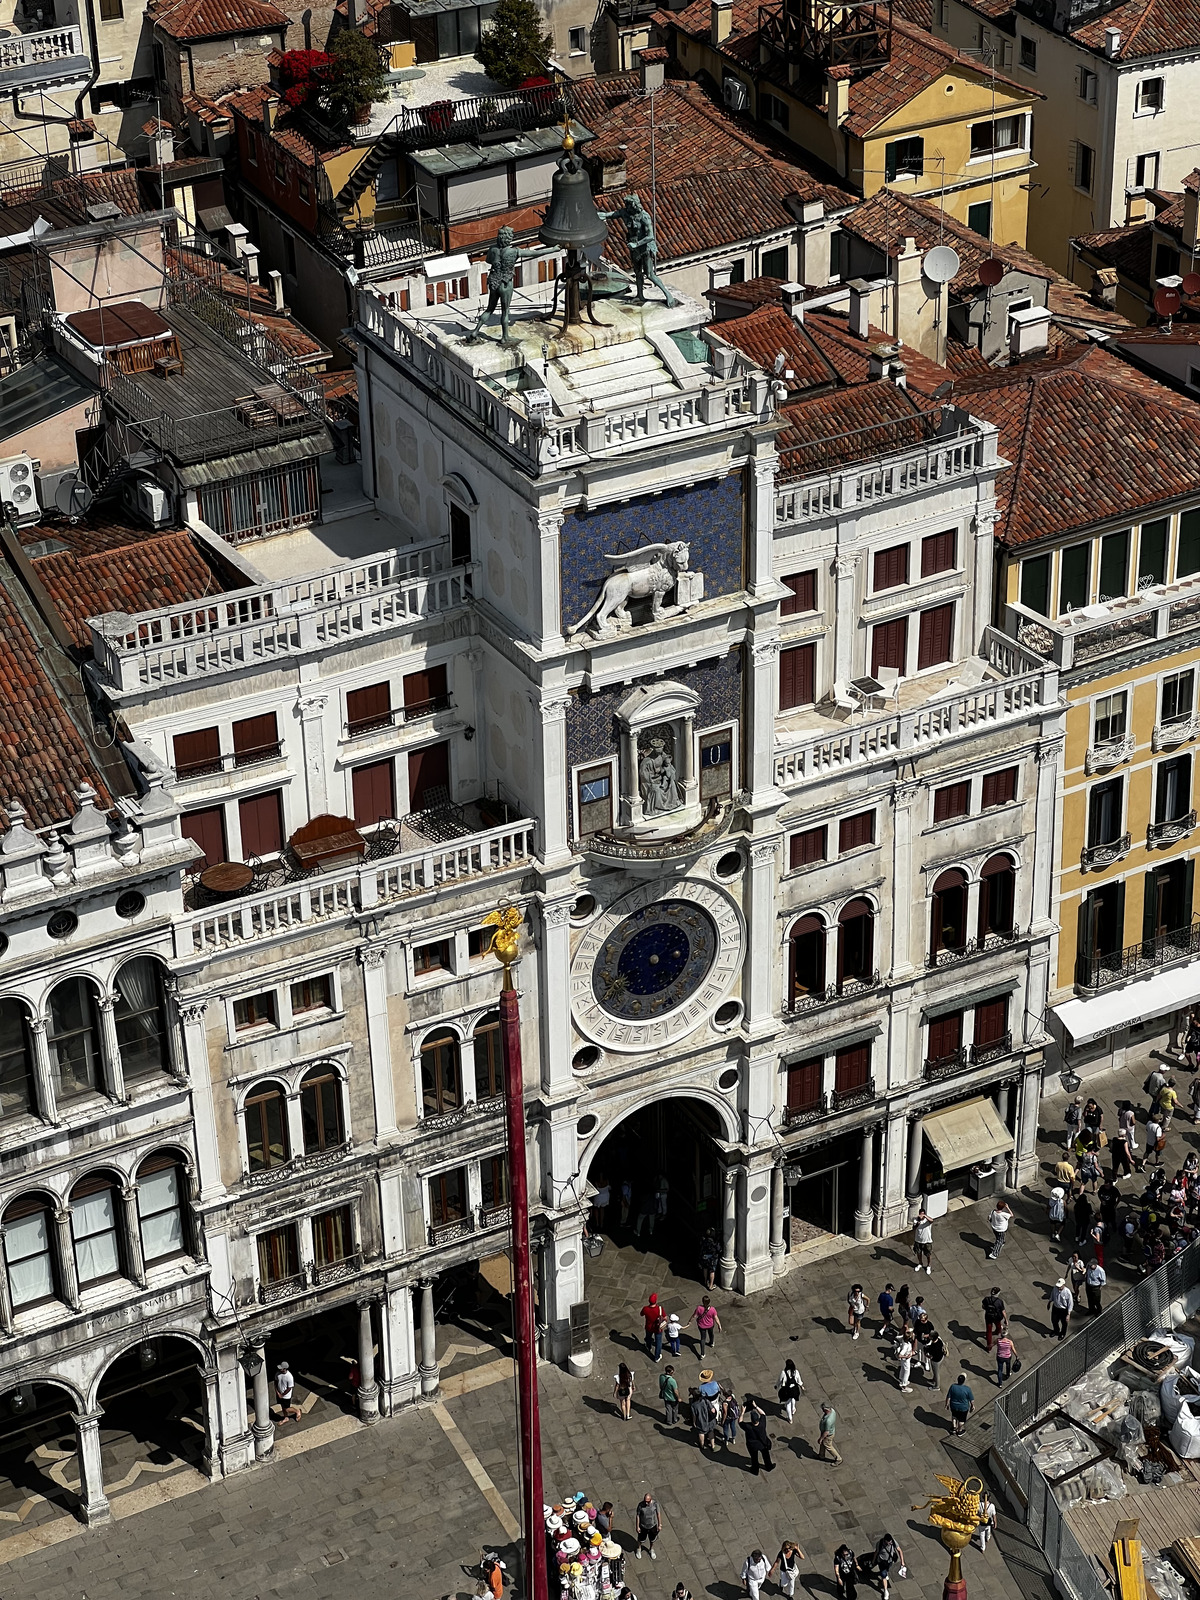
552;336;679;408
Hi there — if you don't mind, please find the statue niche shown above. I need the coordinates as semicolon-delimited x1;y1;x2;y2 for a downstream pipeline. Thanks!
638;725;685;818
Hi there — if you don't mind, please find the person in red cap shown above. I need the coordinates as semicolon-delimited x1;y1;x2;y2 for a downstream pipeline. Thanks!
640;1294;665;1362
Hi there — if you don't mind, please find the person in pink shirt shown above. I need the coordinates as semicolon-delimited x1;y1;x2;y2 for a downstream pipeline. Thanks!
995;1332;1018;1385
686;1294;722;1354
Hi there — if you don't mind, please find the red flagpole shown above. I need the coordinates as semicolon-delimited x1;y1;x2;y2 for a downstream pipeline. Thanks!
500;970;547;1600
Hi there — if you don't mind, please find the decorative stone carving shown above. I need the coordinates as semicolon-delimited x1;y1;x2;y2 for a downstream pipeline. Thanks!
178;1000;209;1026
568;543;701;637
542;902;573;929
638;725;685;817
750;841;778;867
540;695;571;725
1035;739;1065;767
357;946;387;969
892;782;923;808
751;638;782;666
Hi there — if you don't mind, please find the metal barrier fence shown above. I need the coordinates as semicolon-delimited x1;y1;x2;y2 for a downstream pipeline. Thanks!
991;1242;1200;1600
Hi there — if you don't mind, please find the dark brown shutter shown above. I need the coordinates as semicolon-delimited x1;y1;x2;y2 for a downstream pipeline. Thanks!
173;727;220;778
933;782;970;822
873;544;909;591
780;571;817;616
921;530;956;577
181;806;227;867
974;996;1009;1046
232;713;278;760
403;663;448;709
871;617;908;676
779;643;816;710
838;811;875;852
917;603;955;669
927;1011;962;1059
408;742;450;809
238;790;283;857
347;682;391;733
982;767;1017;808
789;826;826;868
786;1057;822;1111
352;759;396;823
834;1044;870;1092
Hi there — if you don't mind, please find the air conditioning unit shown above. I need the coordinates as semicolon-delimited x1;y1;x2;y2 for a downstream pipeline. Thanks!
723;77;749;111
120;475;173;530
0;453;38;521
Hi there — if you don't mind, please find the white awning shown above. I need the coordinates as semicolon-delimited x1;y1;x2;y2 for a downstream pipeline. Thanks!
1055;963;1200;1047
923;1096;1013;1171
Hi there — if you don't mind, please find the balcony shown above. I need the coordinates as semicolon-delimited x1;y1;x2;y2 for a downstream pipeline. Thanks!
783;1096;829;1127
970;1032;1013;1066
830;1078;877;1113
174;742;283;782
0;25;89;91
419;1094;506;1134
1148;811;1197;848
428;1214;475;1247
1076;918;1200;993
1084;734;1134;775
1152;715;1200;752
786;972;881;1014
923;1047;968;1081
312;1253;363;1287
479;1202;512;1230
258;1271;307;1304
925;927;1020;970
345;696;453;739
1005;577;1200;674
242;1140;353;1188
1080;832;1131;871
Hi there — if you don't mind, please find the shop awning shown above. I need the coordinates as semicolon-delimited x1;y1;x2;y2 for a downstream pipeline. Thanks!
922;1096;1013;1171
1055;963;1200;1048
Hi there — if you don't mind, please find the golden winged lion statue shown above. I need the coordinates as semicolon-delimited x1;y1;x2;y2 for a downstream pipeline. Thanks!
482;905;523;975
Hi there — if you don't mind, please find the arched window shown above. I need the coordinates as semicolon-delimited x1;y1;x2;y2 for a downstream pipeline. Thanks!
788;915;826;1007
931;870;968;957
837;899;874;990
245;1082;290;1172
113;958;170;1081
978;855;1016;941
137;1152;187;1262
47;978;102;1100
4;1194;57;1308
300;1067;343;1154
421;1030;462;1115
70;1175;123;1286
473;1012;503;1102
0;999;35;1119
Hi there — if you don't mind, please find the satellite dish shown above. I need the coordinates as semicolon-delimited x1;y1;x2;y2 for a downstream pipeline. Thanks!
1154;286;1182;318
979;257;1005;287
1183;272;1200;297
54;474;92;519
923;245;962;285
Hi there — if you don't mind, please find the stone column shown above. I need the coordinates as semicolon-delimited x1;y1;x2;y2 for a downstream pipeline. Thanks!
54;1208;80;1310
890;783;921;979
216;1345;254;1476
735;1154;775;1294
28;1019;57;1124
542;1220;589;1375
718;1167;738;1290
748;639;782;799
1013;1054;1044;1187
357;946;397;1142
121;1186;146;1287
73;1411;111;1524
96;996;126;1102
745;842;780;1031
833;552;859;683
540;902;573;1097
538;694;571;863
357;1300;380;1423
202;1364;221;1477
250;1341;275;1461
769;1163;786;1274
0;1230;13;1334
854;1125;875;1242
379;1281;419;1414
536;510;565;653
996;1085;1013;1185
906;1115;924;1218
295;691;330;816
418;1279;439;1396
178;1000;225;1201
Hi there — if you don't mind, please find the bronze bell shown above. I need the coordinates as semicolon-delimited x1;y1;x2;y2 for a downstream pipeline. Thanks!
538;131;608;253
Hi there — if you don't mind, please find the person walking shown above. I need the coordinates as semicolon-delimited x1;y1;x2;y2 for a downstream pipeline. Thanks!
614;1361;635;1420
925;1328;947;1391
1048;1186;1066;1243
634;1493;660;1560
1089;1215;1107;1268
1146;1113;1166;1166
640;1294;664;1361
741;1550;769;1600
1048;1277;1074;1340
848;1283;868;1340
634;1188;656;1237
1067;1251;1087;1311
875;1283;896;1340
913;1209;934;1275
946;1374;974;1436
1185;1012;1200;1069
659;1364;680;1424
817;1401;842;1463
987;1200;1012;1259
690;1386;717;1452
770;1541;807;1598
894;1328;915;1394
721;1388;742;1450
1118;1101;1143;1170
699;1230;720;1290
274;1361;301;1423
775;1357;804;1422
1157;1078;1180;1131
834;1546;859;1600
687;1295;721;1353
1082;1097;1104;1137
981;1288;1007;1352
1078;1146;1101;1194
741;1396;775;1474
1085;1258;1107;1314
1064;1095;1083;1151
1190;1076;1200;1124
995;1331;1017;1385
665;1312;682;1357
869;1534;904;1600
1110;1125;1134;1181
1074;1191;1094;1248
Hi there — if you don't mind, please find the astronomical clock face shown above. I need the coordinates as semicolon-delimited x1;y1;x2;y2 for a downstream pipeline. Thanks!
571;881;744;1053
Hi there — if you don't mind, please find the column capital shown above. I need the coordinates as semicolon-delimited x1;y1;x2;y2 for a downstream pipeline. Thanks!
833;552;860;580
97;994;116;1015
72;1408;104;1427
357;944;387;970
541;901;572;929
892;781;923;809
750;638;781;667
749;839;778;868
1036;738;1065;767
296;691;329;716
536;511;564;539
539;695;571;725
178;998;209;1025
28;1017;46;1039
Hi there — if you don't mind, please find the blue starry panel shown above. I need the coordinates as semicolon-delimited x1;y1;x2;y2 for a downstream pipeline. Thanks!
566;650;744;769
560;473;746;632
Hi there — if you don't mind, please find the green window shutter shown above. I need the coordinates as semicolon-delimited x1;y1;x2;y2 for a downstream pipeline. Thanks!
1143;870;1158;948
1178;509;1200;579
1186;860;1195;925
884;142;898;181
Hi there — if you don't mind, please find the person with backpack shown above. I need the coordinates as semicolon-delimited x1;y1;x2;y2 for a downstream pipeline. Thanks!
847;1282;868;1340
875;1283;896;1340
659;1364;679;1424
912;1209;934;1274
741;1395;775;1474
868;1534;904;1599
741;1550;769;1600
1063;1096;1083;1151
775;1357;804;1421
721;1388;742;1451
981;1288;1007;1351
834;1546;859;1600
1146;1113;1167;1167
1048;1186;1066;1243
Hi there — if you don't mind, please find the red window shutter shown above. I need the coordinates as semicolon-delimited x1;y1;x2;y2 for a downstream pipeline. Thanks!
933;782;970;823
238;790;283;857
927;1011;962;1059
780;571;816;616
347;682;391;732
838;811;875;852
352;759;396;824
786;1057;823;1111
921;530;956;577
232;713;278;759
173;727;220;778
974;996;1009;1045
789;826;826;868
917;603;955;669
779;644;815;710
408;741;450;809
870;617;908;676
403;663;448;709
181;806;227;868
982;766;1017;808
834;1045;869;1092
873;544;909;591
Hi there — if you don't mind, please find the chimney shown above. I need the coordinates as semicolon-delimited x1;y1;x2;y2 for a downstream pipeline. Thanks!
1009;304;1051;360
708;258;734;293
242;241;261;279
893;235;927;352
1104;25;1120;55
780;281;805;319
1183;184;1200;253
848;277;871;339
826;69;850;132
1126;189;1149;224
225;221;249;259
867;340;900;380
1091;266;1118;308
638;45;666;91
711;0;732;42
68;117;99;175
269;268;285;311
262;94;280;132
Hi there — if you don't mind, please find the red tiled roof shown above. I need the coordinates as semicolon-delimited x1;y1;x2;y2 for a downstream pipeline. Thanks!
1074;218;1156;285
1071;0;1200;58
777;380;934;475
225;85;350;164
20;521;227;648
714;304;839;393
169;244;279;311
840;186;1053;295
242;307;327;361
954;343;1200;545
707;276;787;309
150;0;288;39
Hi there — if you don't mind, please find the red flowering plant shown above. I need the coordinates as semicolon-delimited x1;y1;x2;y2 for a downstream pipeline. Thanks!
278;49;331;110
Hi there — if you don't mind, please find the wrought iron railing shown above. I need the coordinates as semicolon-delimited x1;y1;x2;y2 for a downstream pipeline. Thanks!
258;1271;307;1303
786;971;881;1013
925;927;1019;969
1080;832;1131;871
428;1214;475;1246
1076;916;1200;991
783;1096;829;1127
970;1032;1013;1065
1147;810;1196;846
313;1252;362;1286
830;1077;876;1113
923;1047;968;1081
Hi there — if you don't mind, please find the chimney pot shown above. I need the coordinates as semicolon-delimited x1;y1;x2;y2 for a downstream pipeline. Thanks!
711;0;732;42
848;277;871;340
637;46;666;91
1009;304;1051;360
1182;186;1200;253
269;268;285;311
262;94;280;132
1104;25;1120;55
780;280;805;319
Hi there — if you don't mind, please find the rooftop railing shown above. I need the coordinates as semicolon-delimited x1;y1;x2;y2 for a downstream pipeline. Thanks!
0;25;87;86
1006;573;1200;672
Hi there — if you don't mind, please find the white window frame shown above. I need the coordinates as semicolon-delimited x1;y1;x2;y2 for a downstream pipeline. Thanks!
571;754;617;841
1079;66;1097;104
1092;689;1129;746
568;24;586;53
1135;76;1165;116
225;967;342;1041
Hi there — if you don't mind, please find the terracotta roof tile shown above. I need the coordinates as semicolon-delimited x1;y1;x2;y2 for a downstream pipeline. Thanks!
150;0;288;39
777;380;935;475
713;304;838;392
1070;0;1200;58
1074;218;1156;284
840;185;1052;294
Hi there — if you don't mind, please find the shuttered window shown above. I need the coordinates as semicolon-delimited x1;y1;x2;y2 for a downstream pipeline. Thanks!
238;791;283;858
780;571;817;615
933;782;970;823
982;766;1017;808
838;811;875;852
834;1044;870;1092
403;663;449;717
873;543;909;591
871;617;907;676
789;826;826;868
409;742;450;810
182;806;227;868
347;682;391;735
917;603;954;669
779;643;816;710
173;727;220;779
786;1056;822;1112
927;1011;962;1060
974;996;1009;1046
921;529;956;577
352;759;396;825
232;713;279;766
